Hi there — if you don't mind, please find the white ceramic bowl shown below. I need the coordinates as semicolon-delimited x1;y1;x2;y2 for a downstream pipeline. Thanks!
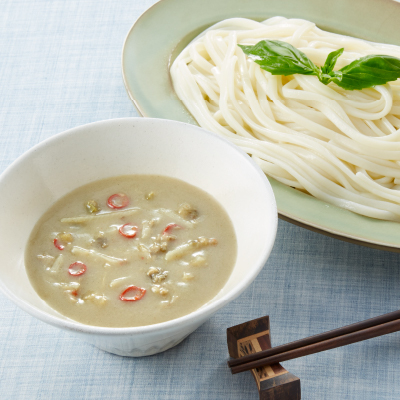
0;118;277;356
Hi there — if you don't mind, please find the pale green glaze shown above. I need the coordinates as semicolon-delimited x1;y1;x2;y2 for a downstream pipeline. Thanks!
122;0;400;251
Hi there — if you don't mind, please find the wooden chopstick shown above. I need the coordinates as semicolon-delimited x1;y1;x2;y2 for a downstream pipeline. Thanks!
228;309;400;369
230;318;400;374
228;309;400;374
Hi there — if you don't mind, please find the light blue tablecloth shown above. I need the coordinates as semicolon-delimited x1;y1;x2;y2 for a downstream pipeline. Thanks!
1;1;400;399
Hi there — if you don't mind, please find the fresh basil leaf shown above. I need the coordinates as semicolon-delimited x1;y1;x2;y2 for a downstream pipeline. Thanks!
239;40;400;91
321;48;344;74
330;55;400;90
238;40;319;76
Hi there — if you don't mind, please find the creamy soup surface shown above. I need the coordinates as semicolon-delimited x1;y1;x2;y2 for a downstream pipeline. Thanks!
25;175;237;327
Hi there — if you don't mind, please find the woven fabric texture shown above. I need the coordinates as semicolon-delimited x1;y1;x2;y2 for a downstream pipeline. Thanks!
0;1;400;399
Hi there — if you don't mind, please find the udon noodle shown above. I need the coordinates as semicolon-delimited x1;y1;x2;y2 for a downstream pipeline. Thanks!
170;17;400;221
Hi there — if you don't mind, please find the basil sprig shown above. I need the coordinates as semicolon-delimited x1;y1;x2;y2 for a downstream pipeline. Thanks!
238;40;400;90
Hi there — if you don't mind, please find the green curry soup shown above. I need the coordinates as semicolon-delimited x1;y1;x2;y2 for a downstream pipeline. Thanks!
25;175;237;327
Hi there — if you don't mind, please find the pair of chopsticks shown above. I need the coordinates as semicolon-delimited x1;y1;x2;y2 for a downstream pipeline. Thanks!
228;309;400;374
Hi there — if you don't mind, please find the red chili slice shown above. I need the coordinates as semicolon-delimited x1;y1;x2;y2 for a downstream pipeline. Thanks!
162;223;181;235
68;261;87;276
119;223;138;238
119;285;146;302
107;193;129;209
53;238;65;250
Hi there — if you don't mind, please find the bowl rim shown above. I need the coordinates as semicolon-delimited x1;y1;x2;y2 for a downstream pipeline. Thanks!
0;117;277;335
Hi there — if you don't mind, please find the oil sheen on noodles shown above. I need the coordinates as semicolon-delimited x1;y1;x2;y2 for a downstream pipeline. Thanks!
170;17;400;221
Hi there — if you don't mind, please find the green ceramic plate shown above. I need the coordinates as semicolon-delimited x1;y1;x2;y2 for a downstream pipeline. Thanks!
122;0;400;252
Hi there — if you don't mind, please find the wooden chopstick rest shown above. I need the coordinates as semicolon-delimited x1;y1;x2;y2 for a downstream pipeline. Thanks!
227;316;301;400
227;311;400;399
